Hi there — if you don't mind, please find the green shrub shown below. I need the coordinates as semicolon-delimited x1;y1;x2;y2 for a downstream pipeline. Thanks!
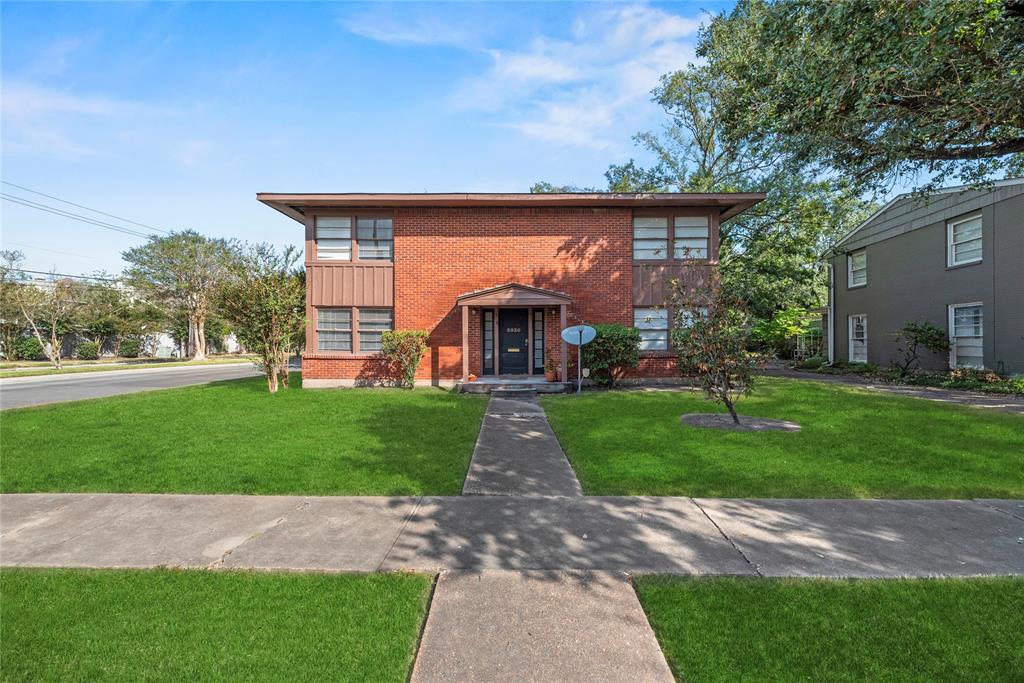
119;337;142;358
14;337;45;361
380;330;429;389
751;308;809;356
890;321;950;377
795;355;826;370
581;324;641;387
76;341;100;360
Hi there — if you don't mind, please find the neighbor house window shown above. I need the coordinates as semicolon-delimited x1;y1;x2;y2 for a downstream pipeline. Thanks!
674;216;709;259
635;307;669;351
357;218;393;260
949;303;983;369
633;217;669;260
315;217;352;261
848;314;867;363
848;250;867;287
947;215;982;266
316;308;352;351
357;308;393;352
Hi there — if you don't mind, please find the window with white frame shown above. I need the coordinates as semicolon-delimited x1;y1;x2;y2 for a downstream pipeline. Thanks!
848;314;867;362
356;218;394;260
633;217;669;260
634;307;669;351
315;217;352;261
316;308;352;351
949;303;983;368
674;216;709;259
848;250;867;287
357;308;393;352
947;215;982;266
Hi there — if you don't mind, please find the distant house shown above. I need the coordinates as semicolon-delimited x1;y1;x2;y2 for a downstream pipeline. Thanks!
258;191;765;388
827;178;1024;373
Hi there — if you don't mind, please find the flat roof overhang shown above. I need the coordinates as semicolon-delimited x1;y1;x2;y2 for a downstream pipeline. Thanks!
257;191;766;224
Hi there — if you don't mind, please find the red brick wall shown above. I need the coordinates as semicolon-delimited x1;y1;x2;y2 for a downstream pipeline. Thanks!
304;205;686;382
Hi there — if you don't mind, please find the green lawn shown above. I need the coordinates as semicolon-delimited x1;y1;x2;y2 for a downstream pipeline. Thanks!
0;375;487;495
0;568;432;682
541;377;1024;498
634;576;1024;682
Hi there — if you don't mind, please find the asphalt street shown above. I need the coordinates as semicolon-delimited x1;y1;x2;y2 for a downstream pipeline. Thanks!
0;364;261;410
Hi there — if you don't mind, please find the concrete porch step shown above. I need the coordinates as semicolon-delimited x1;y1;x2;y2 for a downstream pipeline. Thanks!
459;380;571;395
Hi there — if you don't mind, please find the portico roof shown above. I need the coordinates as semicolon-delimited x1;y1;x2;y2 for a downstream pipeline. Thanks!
456;283;571;307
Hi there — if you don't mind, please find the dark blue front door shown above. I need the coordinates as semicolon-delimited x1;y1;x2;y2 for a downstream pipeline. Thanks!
499;309;529;375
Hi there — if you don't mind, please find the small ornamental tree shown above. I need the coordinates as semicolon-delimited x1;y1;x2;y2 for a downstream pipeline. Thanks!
14;275;87;370
380;330;429;389
670;271;760;425
891;321;951;378
219;244;305;393
581;323;641;387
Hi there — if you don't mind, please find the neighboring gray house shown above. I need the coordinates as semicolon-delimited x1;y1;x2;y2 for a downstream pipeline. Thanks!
827;178;1024;374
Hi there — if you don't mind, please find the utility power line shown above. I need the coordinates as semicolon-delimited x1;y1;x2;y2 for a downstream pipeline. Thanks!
1;193;153;238
13;268;119;282
1;180;170;234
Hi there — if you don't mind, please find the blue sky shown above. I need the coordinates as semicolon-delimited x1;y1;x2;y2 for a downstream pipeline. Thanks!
1;1;732;274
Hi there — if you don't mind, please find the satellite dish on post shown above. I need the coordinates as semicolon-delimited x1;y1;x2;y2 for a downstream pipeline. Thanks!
560;324;596;393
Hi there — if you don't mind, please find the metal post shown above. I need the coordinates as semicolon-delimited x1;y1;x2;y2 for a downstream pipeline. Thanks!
577;329;583;394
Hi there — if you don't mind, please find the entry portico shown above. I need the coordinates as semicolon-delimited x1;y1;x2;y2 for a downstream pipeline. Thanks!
457;283;571;382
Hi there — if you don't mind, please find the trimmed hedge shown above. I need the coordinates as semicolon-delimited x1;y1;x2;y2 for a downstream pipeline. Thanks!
76;341;100;360
14;337;45;361
119;338;142;358
581;324;641;387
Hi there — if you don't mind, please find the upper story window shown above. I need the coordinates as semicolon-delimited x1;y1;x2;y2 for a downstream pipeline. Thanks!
674;217;710;259
357;218;394;260
315;217;352;261
947;214;982;267
848;250;867;287
633;217;669;260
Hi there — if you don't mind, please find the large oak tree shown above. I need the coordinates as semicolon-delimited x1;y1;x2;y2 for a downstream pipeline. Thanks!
701;0;1024;189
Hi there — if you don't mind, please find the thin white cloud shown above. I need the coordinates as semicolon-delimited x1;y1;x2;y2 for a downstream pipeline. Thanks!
346;3;705;150
463;5;701;149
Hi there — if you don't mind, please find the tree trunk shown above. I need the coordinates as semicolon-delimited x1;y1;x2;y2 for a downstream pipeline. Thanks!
722;395;740;425
190;314;207;361
266;367;278;393
49;330;62;370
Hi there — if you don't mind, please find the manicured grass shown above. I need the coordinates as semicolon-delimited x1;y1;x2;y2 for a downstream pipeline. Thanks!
0;375;487;495
0;355;259;378
0;568;432;682
541;377;1024;498
634;576;1024;682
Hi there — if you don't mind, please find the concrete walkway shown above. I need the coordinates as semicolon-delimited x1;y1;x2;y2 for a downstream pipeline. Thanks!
411;570;674;683
761;367;1024;414
462;396;582;497
3;494;1021;577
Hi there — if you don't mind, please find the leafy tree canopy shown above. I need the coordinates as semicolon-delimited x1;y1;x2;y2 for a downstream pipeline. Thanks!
701;0;1024;190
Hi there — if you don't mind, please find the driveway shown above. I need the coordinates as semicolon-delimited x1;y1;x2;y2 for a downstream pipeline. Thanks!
0;363;260;410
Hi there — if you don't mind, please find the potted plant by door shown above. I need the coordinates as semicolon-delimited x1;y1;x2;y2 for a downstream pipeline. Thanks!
543;356;558;382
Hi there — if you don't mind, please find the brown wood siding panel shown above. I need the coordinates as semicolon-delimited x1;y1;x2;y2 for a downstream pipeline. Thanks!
308;264;394;307
633;264;681;306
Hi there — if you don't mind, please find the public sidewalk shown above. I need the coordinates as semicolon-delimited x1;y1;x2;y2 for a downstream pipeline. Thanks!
2;493;1021;577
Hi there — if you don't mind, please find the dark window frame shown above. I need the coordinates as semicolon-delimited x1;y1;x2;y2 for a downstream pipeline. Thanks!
313;214;394;263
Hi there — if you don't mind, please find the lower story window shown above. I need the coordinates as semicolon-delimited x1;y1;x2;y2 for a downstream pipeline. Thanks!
317;308;352;351
848;314;867;363
358;308;393;352
635;307;669;351
949;303;983;369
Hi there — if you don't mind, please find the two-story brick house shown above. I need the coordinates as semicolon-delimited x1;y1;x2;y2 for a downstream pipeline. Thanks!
257;192;765;387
